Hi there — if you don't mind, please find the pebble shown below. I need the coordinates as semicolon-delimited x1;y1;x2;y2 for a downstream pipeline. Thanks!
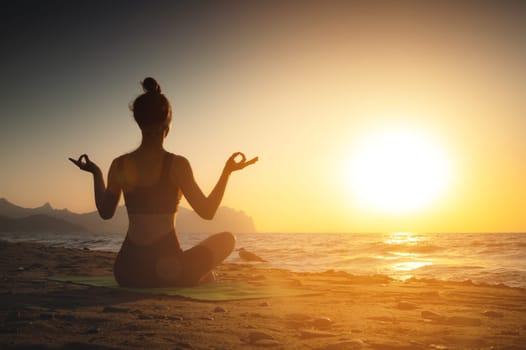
213;306;227;313
312;317;333;329
175;341;193;349
419;290;440;298
154;305;170;311
125;324;140;331
367;316;396;323
288;279;303;287
397;301;418;310
315;339;365;350
102;306;130;313
55;314;76;321
286;313;311;321
421;311;442;321
28;263;44;270
259;301;271;307
167;315;184;321
251;339;281;347
447;316;482;327
138;314;154;320
482;310;504;318
299;329;338;339
85;327;100;334
421;311;482;326
249;331;275;343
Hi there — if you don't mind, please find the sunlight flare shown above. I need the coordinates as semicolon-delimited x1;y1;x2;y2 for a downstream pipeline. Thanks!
346;127;452;214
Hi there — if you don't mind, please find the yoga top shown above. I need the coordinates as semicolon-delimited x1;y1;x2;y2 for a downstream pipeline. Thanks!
120;153;181;214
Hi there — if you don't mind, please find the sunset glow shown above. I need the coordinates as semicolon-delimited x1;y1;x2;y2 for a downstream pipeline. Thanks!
1;2;526;233
347;127;452;214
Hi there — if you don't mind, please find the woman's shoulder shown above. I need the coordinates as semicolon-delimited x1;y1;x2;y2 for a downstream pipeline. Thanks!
112;153;132;165
166;152;188;164
110;153;142;173
166;153;192;176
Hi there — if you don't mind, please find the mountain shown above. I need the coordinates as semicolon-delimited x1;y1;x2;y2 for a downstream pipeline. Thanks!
0;214;88;233
0;198;257;234
177;206;256;234
0;198;56;218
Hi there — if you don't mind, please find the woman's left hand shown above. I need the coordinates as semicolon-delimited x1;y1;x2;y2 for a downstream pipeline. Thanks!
68;154;100;174
224;152;258;173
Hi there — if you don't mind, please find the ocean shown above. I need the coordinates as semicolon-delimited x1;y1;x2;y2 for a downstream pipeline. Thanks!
2;231;525;289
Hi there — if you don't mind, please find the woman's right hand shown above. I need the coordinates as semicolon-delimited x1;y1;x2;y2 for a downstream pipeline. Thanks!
68;154;100;174
224;152;258;174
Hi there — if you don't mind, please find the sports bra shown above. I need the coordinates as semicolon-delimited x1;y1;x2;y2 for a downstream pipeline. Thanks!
120;153;181;214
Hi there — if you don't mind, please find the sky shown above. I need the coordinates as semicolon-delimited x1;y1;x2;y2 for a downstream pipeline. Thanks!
1;1;525;233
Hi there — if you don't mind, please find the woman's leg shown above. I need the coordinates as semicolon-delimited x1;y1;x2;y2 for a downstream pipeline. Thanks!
196;231;237;266
181;232;236;286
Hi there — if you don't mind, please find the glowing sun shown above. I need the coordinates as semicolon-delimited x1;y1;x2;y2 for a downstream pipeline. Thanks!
347;127;452;213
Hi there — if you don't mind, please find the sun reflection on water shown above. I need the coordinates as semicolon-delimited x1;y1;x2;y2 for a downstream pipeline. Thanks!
392;261;433;271
384;231;425;245
383;232;433;280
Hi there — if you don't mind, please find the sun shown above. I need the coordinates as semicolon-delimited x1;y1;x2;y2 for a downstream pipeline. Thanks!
346;127;452;214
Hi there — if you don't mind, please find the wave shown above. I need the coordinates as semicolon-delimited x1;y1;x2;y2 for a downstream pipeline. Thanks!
2;231;526;289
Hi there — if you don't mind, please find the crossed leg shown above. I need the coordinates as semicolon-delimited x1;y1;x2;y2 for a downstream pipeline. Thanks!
180;232;236;286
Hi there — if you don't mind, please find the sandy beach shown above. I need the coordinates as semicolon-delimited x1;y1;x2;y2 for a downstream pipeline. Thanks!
1;240;525;350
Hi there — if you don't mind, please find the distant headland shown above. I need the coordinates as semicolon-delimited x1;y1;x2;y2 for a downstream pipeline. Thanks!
0;198;256;234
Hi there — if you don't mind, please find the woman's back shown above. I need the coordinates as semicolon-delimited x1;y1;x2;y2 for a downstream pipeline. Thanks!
119;151;181;215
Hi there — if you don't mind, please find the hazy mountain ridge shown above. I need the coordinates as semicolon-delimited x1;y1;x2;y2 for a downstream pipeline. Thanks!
0;198;256;234
0;214;89;234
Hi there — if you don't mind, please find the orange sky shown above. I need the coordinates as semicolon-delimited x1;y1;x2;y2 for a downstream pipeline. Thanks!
1;2;525;233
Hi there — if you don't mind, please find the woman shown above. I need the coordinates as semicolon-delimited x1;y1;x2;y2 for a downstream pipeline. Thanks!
70;77;257;287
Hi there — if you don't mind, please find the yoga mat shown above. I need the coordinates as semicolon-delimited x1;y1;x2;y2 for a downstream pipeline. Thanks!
49;276;318;301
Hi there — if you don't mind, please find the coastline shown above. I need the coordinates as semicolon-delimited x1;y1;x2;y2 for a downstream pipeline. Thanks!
1;240;525;349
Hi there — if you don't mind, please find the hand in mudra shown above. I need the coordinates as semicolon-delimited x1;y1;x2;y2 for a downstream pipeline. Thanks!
69;154;100;173
225;152;258;173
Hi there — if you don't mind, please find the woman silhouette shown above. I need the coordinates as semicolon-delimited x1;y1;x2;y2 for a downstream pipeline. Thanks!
70;77;257;287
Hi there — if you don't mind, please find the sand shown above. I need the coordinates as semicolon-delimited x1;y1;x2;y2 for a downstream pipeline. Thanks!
1;240;525;350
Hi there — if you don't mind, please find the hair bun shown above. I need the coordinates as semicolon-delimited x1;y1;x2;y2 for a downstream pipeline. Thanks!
142;77;161;94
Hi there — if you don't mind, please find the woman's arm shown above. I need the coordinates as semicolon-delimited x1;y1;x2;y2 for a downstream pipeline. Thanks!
69;154;122;220
178;152;257;220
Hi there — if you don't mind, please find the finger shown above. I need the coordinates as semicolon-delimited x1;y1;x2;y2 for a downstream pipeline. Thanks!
245;157;258;166
232;152;246;163
68;158;80;166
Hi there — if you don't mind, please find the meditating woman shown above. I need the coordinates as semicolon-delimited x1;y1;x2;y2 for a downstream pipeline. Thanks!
70;77;257;287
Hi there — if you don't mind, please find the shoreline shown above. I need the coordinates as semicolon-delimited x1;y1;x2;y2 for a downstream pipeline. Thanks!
2;235;525;291
1;240;525;349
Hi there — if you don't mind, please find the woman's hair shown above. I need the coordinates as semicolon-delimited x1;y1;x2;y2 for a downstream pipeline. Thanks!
131;77;172;129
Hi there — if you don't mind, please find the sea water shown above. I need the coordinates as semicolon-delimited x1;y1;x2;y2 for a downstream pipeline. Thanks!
2;231;525;289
